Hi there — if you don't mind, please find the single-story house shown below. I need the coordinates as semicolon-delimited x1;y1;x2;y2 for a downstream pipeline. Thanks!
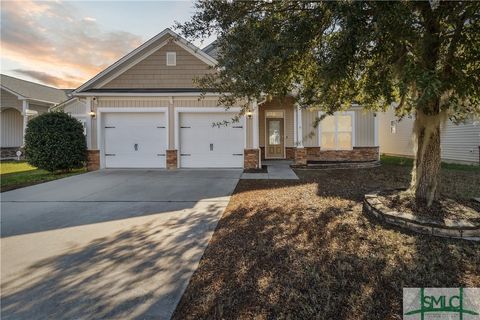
0;74;69;159
59;28;378;170
379;106;480;165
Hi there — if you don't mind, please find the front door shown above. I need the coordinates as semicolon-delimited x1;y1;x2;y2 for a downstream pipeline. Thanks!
266;118;284;158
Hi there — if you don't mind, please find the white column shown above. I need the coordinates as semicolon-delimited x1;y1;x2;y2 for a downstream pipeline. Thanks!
252;99;259;149
296;104;304;148
374;112;379;146
22;100;29;145
85;97;92;149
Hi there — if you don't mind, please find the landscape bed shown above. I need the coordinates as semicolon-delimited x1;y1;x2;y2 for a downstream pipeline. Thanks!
173;158;480;319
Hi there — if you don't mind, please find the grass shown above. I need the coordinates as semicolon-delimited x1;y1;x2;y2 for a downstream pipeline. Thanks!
172;163;480;320
381;154;480;172
0;161;86;192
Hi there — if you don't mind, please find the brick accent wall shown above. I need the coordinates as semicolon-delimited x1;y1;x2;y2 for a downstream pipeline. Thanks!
306;146;379;162
244;149;260;169
285;147;295;160
87;150;100;171
166;150;178;169
294;148;307;166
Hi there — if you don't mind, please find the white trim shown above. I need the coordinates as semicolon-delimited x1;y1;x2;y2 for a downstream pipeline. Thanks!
166;51;176;66
252;99;259;149
264;109;286;159
74;28;218;93
22;100;28;144
73;92;222;97
374;112;379;146
318;111;355;150
85;97;92;149
96;107;169;169
293;105;297;147
296;104;304;148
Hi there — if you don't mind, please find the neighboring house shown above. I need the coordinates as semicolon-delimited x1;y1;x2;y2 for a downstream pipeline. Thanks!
378;106;480;164
0;74;69;159
58;28;378;170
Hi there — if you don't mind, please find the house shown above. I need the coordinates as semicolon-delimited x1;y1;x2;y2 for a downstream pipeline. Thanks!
0;74;69;159
379;106;480;165
59;28;379;170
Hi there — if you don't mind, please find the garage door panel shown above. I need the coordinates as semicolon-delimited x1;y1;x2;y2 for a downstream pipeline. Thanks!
103;113;166;168
179;112;244;168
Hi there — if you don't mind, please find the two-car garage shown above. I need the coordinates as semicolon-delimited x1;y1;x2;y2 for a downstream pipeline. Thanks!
100;109;244;169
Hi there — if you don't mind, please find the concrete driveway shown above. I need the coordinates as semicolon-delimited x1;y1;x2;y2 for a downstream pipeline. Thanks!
1;169;241;320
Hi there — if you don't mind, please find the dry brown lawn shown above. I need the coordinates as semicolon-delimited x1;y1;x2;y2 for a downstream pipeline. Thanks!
172;163;480;320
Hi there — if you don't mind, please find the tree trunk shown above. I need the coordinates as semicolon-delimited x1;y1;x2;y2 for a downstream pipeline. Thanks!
409;110;444;206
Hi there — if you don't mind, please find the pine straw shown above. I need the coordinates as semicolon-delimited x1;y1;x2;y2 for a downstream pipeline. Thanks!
378;190;480;224
172;164;480;320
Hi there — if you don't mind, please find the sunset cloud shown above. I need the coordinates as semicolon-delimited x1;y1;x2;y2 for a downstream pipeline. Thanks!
1;0;143;88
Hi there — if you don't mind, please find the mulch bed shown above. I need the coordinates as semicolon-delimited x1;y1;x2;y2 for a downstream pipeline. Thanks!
377;190;480;224
172;164;480;320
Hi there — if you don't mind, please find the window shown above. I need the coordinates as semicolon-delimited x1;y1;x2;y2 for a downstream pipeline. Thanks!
390;120;397;134
319;112;354;150
166;52;176;66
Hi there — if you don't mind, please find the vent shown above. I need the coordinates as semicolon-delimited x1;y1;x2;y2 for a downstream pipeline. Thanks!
166;52;176;66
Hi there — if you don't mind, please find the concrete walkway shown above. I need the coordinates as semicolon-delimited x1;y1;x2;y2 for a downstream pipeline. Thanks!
1;169;241;320
241;160;299;180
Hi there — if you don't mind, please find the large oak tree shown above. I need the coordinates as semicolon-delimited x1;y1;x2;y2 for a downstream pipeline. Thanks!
178;0;480;206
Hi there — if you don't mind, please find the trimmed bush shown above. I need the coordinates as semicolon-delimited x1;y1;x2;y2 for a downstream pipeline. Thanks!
25;112;87;172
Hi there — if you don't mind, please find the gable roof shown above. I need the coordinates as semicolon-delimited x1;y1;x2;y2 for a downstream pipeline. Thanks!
202;41;218;59
74;28;218;94
0;74;69;104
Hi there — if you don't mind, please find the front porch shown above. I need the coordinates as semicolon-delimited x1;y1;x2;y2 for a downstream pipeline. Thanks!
243;97;379;169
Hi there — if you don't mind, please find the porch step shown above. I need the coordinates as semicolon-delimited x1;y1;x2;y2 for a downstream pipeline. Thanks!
306;160;380;169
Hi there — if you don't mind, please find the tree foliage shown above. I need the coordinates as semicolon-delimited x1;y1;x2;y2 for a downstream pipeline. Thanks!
178;0;480;206
25;112;87;172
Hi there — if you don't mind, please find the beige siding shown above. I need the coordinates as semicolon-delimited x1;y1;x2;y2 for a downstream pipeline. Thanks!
302;108;318;147
94;97;246;150
300;108;375;147
1;89;22;110
354;110;375;147
101;40;213;89
378;107;415;156
379;106;480;164
29;104;49;115
441;120;480;163
259;97;295;147
245;116;253;149
1;108;23;147
64;99;87;115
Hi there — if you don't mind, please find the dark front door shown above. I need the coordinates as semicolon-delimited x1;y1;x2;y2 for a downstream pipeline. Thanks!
266;118;284;158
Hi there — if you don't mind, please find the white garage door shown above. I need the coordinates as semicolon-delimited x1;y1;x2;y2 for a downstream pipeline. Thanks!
103;113;167;168
179;112;244;168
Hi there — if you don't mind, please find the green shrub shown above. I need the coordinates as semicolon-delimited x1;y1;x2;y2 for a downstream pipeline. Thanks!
25;112;87;172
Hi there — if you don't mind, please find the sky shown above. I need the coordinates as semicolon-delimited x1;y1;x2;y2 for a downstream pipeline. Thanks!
0;0;216;89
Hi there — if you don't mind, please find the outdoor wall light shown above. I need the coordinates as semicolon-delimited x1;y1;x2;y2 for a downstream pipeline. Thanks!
89;111;96;118
246;111;253;119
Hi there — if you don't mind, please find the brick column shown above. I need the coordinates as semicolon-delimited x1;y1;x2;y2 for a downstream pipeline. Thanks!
244;149;260;169
166;149;178;170
294;147;307;166
86;150;100;171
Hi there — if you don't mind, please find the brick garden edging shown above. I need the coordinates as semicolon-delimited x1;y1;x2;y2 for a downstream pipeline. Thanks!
363;190;480;241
